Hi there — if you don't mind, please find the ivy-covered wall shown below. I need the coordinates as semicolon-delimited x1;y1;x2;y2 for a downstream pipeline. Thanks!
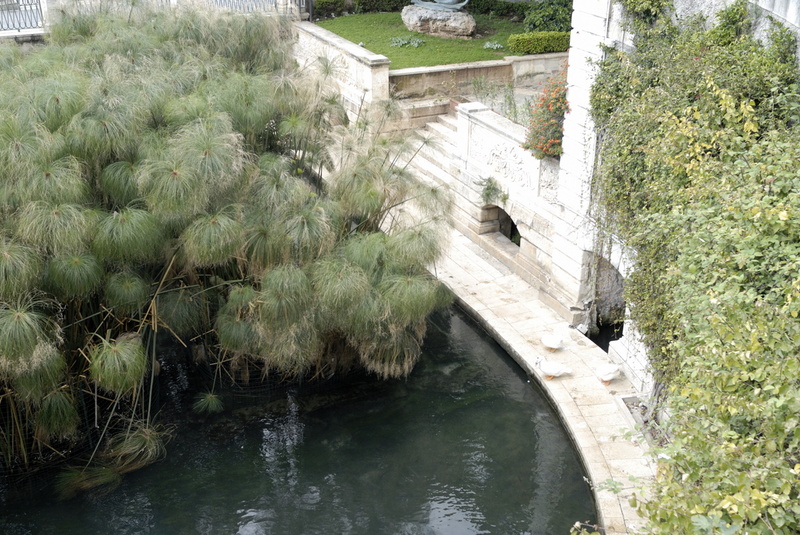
570;0;800;532
560;0;800;395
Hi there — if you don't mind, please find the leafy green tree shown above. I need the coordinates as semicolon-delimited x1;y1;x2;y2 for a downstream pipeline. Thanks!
0;4;451;488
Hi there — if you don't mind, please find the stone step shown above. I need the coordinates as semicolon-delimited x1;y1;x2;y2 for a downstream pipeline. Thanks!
396;98;451;131
415;146;456;184
405;150;454;189
417;128;455;162
425;120;457;148
436;113;458;132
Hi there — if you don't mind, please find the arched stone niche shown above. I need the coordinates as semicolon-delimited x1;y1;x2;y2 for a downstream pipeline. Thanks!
478;204;521;247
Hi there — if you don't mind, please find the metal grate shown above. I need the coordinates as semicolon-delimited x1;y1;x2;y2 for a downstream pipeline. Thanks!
1;0;307;36
208;0;277;12
0;0;44;32
207;0;307;15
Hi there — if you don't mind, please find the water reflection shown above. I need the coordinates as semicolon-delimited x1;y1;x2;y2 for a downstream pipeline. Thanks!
0;307;595;535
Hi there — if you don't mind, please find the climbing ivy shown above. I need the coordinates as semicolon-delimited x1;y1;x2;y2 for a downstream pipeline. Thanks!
616;0;670;26
590;1;800;532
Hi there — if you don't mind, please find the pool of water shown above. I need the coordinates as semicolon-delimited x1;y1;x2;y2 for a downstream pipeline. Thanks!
0;307;595;534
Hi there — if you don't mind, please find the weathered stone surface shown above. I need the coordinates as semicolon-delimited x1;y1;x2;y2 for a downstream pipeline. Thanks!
401;5;476;39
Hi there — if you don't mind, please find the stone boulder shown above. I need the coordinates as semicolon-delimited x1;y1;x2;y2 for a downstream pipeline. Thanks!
401;5;476;39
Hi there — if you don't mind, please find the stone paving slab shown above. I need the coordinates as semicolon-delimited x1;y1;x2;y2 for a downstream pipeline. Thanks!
435;229;653;535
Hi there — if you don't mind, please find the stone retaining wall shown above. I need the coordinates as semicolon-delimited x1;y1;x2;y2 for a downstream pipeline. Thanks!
294;21;391;116
389;52;567;99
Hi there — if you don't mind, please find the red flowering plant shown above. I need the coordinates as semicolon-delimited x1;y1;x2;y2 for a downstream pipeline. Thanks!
524;64;569;159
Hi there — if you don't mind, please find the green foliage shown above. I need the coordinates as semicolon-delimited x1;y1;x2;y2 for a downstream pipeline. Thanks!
390;35;426;48
0;4;452;483
99;161;140;207
524;65;569;158
156;286;207;339
92;208;165;264
0;238;42;300
15;202;95;256
476;177;506;205
89;335;147;394
616;0;670;25
524;0;572;32
46;253;104;300
192;392;224;414
353;0;405;14
314;0;346;18
35;388;79;441
12;343;65;405
706;0;751;46
104;271;152;316
180;211;244;268
591;4;800;533
105;421;171;473
466;0;528;19
25;156;89;205
507;31;570;55
0;301;59;373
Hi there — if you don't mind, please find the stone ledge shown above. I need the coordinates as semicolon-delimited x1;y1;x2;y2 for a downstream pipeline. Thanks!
436;229;654;535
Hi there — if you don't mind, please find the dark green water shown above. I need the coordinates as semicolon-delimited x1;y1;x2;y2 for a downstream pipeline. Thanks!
0;308;595;534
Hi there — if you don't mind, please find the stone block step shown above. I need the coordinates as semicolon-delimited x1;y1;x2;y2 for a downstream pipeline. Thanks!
425;120;457;147
404;150;455;189
414;141;456;177
418;130;455;157
436;113;458;132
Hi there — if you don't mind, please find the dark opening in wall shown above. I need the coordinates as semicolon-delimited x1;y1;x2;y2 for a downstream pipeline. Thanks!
589;321;624;352
582;253;626;352
498;209;520;246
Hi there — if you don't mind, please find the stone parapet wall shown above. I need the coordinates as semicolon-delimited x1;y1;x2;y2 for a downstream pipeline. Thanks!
447;102;591;323
294;22;391;116
390;52;567;99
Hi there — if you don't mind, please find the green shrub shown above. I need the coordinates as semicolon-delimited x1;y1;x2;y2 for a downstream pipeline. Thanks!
466;0;528;19
314;0;346;18
706;0;751;45
523;0;572;32
507;31;569;54
354;0;405;13
616;0;670;24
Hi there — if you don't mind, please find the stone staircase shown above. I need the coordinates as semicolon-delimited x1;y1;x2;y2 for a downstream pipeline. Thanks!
401;109;460;192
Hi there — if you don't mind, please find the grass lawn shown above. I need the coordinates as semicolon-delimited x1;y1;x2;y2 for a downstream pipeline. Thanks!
315;12;528;70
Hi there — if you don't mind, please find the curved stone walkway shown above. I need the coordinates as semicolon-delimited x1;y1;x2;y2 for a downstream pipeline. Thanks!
434;229;654;535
